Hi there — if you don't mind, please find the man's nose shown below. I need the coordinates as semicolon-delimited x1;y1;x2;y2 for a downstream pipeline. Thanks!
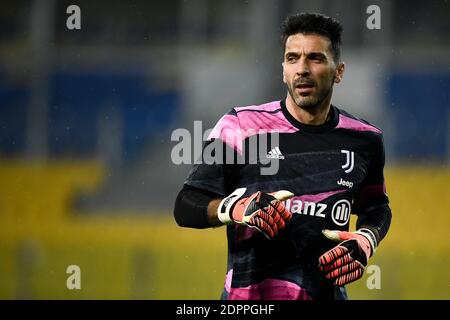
296;59;310;76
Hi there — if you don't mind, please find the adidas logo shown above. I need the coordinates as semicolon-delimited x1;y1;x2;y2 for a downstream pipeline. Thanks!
266;147;285;160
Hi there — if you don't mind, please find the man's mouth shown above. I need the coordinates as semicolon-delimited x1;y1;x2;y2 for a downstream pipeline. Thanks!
296;83;314;88
295;82;315;94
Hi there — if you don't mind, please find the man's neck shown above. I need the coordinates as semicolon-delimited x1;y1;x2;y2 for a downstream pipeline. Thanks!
285;95;332;126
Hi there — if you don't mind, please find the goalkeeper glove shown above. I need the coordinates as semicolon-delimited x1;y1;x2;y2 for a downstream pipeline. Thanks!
318;228;377;286
217;188;294;239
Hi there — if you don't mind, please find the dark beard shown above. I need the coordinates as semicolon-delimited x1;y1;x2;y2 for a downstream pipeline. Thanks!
287;76;335;111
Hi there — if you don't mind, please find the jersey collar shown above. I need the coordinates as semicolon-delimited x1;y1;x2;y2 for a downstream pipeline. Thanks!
280;99;339;133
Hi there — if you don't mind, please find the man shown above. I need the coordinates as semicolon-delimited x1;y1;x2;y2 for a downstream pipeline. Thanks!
174;13;391;300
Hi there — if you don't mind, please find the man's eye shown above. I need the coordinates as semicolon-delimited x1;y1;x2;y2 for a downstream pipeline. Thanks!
311;56;324;62
287;57;297;63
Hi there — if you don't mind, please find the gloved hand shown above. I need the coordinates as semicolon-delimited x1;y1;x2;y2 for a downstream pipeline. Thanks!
217;188;294;239
318;229;377;286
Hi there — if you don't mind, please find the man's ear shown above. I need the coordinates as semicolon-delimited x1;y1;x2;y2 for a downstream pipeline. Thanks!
334;62;345;84
282;62;287;84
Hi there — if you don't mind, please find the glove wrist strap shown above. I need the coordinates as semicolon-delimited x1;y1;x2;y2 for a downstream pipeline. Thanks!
356;228;378;256
217;188;247;224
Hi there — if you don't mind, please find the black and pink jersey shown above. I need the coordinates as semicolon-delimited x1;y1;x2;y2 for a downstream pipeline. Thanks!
184;99;390;300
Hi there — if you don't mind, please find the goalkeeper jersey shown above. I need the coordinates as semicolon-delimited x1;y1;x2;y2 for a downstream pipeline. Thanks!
184;99;390;300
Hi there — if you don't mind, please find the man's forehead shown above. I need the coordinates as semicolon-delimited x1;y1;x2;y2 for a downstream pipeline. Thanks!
284;33;331;54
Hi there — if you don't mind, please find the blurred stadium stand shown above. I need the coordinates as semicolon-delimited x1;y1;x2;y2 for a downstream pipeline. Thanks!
0;0;449;299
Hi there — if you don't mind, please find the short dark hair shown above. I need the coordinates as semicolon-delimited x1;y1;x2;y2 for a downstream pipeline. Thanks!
280;13;343;63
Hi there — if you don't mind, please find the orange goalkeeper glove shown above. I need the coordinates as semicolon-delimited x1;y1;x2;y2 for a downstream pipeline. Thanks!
318;229;377;286
217;188;294;239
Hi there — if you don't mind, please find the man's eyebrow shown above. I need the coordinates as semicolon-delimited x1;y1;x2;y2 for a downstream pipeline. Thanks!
307;52;327;58
284;51;328;58
284;51;300;57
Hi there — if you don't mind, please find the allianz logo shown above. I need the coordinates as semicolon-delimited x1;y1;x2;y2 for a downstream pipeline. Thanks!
283;197;352;226
337;178;353;188
283;198;327;218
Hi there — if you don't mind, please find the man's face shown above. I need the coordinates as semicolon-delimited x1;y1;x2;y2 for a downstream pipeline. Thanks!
282;33;344;110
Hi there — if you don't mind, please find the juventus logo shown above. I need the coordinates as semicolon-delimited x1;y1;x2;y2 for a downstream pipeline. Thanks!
341;150;354;173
